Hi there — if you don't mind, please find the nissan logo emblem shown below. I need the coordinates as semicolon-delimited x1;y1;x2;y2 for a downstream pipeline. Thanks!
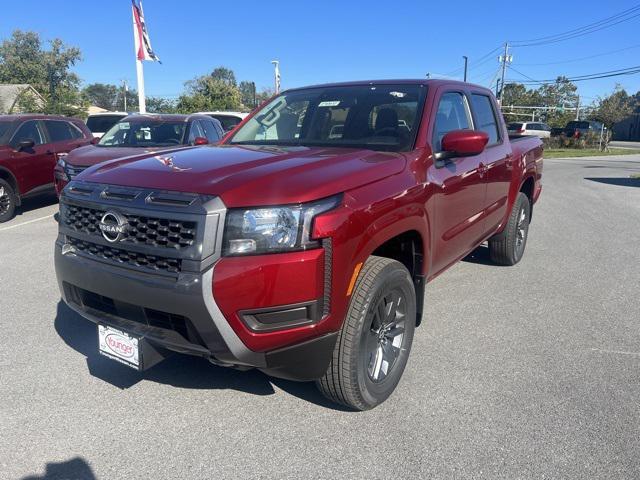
99;211;128;243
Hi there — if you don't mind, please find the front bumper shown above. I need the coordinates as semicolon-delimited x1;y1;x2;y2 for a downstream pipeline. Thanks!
54;182;338;381
55;242;337;380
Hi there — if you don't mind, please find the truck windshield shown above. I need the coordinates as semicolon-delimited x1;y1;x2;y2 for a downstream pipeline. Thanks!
98;121;187;147
229;84;427;152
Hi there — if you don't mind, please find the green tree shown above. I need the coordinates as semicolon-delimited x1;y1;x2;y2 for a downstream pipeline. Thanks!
0;30;85;116
239;80;256;108
83;83;118;109
590;85;635;130
210;67;237;87
537;76;578;127
146;96;176;113
176;67;242;112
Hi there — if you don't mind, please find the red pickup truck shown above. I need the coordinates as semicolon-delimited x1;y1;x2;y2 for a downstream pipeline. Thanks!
54;80;542;410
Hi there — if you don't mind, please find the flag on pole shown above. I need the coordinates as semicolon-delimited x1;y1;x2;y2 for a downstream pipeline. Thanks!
132;0;160;62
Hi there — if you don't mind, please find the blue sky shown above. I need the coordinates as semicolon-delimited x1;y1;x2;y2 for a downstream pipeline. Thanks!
1;0;640;106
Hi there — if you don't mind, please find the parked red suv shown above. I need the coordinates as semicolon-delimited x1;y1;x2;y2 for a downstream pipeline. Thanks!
54;114;225;195
0;114;93;222
55;80;543;409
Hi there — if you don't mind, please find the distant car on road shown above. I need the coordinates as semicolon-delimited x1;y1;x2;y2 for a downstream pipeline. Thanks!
0;114;93;222
54;113;224;195
85;112;130;138
198;111;248;133
507;122;551;138
564;120;604;138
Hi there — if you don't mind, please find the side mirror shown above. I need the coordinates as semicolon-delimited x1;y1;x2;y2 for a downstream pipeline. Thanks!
435;130;489;162
90;137;100;145
16;139;35;152
193;136;209;146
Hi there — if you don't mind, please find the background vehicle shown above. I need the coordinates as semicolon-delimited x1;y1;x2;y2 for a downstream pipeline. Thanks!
564;120;604;138
85;112;130;138
507;122;551;138
54;113;224;194
0;114;93;222
198;111;248;132
55;80;543;410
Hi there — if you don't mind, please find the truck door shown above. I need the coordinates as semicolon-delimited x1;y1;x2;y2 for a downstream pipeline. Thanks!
469;92;513;234
429;90;488;273
8;120;53;195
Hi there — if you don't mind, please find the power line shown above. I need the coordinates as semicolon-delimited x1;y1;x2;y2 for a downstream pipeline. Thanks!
511;5;640;47
506;65;640;85
516;43;640;66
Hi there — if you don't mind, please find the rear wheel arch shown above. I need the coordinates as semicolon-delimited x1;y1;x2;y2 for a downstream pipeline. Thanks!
519;175;535;220
0;167;20;204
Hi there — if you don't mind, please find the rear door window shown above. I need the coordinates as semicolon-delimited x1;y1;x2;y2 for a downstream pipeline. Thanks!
45;120;83;142
432;92;473;151
470;94;500;145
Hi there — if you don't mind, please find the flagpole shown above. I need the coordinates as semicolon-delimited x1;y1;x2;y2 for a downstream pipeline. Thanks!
132;7;146;114
136;59;146;113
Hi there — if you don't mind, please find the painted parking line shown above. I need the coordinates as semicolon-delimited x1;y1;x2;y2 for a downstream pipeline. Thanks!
0;214;55;232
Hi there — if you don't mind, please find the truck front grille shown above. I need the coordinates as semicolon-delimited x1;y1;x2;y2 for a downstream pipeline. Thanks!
68;237;181;274
65;165;87;180
62;204;197;250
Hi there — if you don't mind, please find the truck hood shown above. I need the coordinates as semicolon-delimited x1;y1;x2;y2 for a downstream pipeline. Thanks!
77;145;406;206
66;145;191;167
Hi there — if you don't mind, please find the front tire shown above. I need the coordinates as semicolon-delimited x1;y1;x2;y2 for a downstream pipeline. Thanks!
489;192;531;266
0;179;17;223
316;256;416;410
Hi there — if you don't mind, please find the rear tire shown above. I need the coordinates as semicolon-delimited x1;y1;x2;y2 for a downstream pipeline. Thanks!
0;179;17;223
489;192;530;266
316;256;416;410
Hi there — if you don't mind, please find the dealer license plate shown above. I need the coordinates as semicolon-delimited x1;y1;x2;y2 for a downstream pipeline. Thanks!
98;325;140;370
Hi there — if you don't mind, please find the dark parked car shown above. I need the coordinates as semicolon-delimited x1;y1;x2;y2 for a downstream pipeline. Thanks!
54;113;224;194
564;120;604;138
0;114;93;222
85;112;131;138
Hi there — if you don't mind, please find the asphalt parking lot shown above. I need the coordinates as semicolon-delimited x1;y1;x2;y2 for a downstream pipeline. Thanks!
1;155;639;479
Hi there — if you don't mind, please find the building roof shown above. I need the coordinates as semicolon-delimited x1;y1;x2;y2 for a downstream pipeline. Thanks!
0;84;45;113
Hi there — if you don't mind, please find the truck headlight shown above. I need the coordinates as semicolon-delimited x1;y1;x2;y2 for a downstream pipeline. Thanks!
223;195;341;256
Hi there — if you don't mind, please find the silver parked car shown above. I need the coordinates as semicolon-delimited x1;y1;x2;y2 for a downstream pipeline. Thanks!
507;122;551;138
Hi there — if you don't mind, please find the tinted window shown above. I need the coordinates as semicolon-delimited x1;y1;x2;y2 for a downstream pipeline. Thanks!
508;123;523;130
471;94;500;145
187;121;205;143
11;121;45;146
433;92;472;151
98;121;187;147
86;115;127;134
211;114;242;132
230;84;425;152
0;121;15;144
201;119;221;142
45;120;81;142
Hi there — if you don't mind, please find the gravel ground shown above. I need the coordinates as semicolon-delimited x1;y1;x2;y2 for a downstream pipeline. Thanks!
1;156;639;479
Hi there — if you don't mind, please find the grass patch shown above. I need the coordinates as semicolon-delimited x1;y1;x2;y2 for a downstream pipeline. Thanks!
545;148;640;158
631;173;640;179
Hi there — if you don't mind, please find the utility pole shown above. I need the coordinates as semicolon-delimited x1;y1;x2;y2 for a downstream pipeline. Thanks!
575;95;580;120
498;42;512;104
463;56;468;82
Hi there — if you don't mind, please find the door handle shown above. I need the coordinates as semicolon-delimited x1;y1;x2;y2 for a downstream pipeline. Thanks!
478;162;488;176
46;150;54;155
